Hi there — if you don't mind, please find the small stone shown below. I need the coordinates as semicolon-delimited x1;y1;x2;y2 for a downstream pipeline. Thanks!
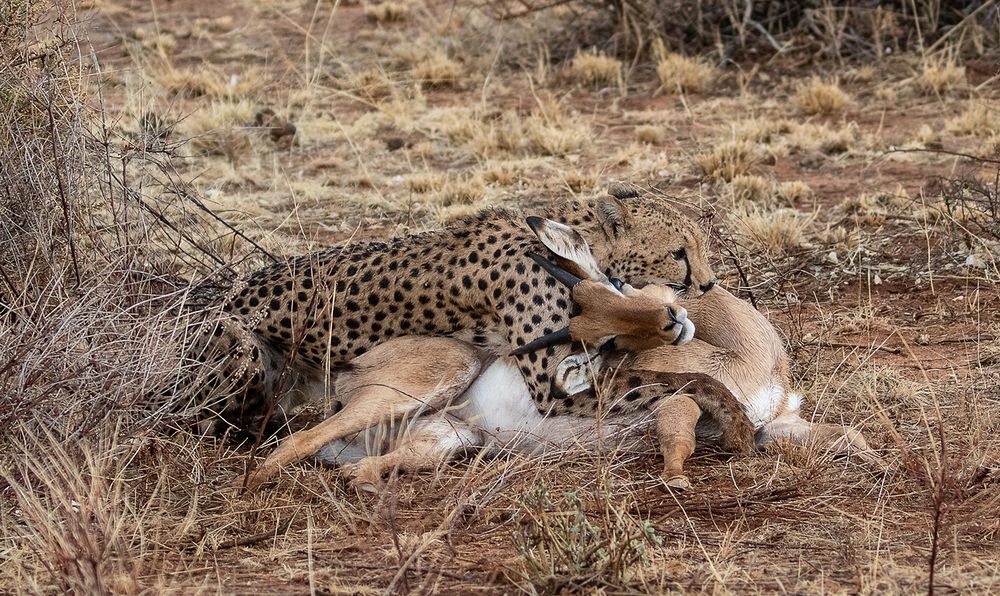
965;254;986;269
385;137;407;151
254;108;296;147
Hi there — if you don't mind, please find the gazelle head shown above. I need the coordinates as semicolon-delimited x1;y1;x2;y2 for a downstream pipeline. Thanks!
513;216;695;356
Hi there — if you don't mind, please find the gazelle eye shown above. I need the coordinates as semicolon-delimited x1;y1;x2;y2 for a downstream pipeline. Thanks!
671;249;686;260
610;277;625;292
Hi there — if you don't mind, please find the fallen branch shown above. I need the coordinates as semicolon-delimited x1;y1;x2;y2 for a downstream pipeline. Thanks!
803;340;902;354
204;515;295;551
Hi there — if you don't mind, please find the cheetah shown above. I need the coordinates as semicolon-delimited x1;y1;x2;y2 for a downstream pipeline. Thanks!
249;218;877;490
187;186;752;483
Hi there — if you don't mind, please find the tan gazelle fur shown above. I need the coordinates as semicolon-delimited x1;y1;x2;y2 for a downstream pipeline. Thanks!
311;282;878;494
631;287;876;458
237;216;749;490
530;218;876;471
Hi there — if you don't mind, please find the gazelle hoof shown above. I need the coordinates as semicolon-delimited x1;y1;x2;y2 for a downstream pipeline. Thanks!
342;461;382;494
661;474;691;490
349;478;379;494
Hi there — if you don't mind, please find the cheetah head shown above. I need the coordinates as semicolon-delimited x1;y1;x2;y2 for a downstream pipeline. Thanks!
585;186;717;297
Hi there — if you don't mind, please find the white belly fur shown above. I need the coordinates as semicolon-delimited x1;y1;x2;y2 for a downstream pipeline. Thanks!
455;359;647;453
460;360;804;448
742;383;802;429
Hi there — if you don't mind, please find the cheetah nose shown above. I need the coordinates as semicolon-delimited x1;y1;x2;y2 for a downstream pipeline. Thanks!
699;278;717;293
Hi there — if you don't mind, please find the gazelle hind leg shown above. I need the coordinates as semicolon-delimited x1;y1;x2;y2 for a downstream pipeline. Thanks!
760;414;882;465
239;337;484;489
653;394;701;489
342;416;482;493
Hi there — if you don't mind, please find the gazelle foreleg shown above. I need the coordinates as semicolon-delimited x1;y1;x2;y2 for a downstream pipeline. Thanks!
337;416;482;492
652;394;701;489
238;337;486;489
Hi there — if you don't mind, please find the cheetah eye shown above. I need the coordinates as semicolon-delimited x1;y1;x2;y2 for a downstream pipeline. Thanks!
671;248;686;260
609;277;625;292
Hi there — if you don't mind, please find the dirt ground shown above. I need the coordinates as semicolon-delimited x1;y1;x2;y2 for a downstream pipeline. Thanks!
5;0;1000;593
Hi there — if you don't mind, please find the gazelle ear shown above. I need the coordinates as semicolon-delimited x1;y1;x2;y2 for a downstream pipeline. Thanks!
526;216;606;283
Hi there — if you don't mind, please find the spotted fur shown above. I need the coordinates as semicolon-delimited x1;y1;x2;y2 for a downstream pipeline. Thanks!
190;187;734;435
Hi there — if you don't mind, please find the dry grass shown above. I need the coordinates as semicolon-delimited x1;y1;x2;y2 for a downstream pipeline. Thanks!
655;52;715;94
729;206;810;254
153;63;263;100
4;0;1000;593
980;135;1000;159
725;173;770;204
405;171;445;194
793;77;851;115
913;57;966;95
694;139;758;182
435;175;485;206
345;66;396;101
182;100;258;162
635;124;666;144
365;1;411;22
567;49;621;87
774;180;814;206
947;102;1000;136
653;40;715;94
409;49;463;87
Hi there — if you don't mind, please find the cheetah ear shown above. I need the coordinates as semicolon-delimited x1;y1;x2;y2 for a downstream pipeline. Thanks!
526;216;608;284
594;197;629;239
607;182;642;200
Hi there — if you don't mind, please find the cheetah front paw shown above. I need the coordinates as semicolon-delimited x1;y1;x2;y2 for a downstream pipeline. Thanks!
554;352;602;395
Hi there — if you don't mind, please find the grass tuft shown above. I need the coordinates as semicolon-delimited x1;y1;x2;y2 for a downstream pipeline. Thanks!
410;49;463;87
567;49;622;87
793;77;850;115
365;1;411;22
636;125;666;144
730;206;809;254
695;140;758;181
655;52;715;94
914;58;966;95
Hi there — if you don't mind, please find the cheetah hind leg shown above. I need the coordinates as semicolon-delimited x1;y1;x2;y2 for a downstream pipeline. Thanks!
238;336;486;490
